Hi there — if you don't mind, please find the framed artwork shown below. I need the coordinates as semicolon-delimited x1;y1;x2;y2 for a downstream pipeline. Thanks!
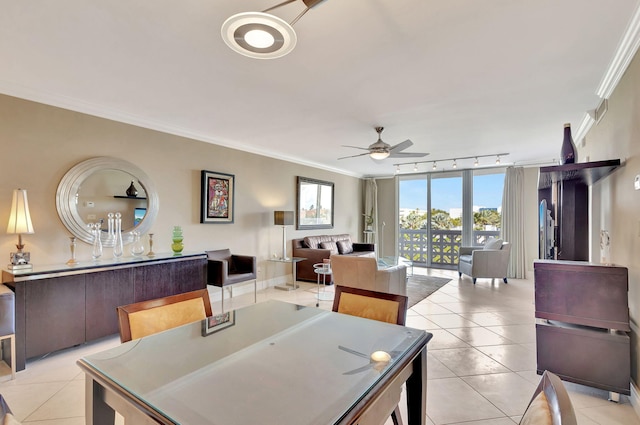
201;170;235;224
297;176;334;230
201;311;235;336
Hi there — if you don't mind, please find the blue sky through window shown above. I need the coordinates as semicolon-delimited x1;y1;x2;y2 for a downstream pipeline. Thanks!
399;173;504;211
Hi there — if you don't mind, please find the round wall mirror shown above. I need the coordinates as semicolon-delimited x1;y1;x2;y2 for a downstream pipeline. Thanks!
56;157;159;246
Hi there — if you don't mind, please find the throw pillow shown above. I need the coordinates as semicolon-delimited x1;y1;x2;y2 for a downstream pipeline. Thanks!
484;238;503;250
336;239;354;254
304;236;320;249
320;241;339;255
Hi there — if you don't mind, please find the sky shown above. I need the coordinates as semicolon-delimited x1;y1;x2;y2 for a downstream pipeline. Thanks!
399;173;504;211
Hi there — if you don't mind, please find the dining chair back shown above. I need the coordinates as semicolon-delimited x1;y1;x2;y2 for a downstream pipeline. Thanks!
117;289;213;343
332;285;408;325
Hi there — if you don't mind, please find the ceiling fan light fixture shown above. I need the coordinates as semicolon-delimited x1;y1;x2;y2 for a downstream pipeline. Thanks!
221;12;297;59
370;150;390;160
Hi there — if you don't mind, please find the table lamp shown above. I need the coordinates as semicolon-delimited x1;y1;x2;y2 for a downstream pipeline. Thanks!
274;211;294;260
7;189;35;270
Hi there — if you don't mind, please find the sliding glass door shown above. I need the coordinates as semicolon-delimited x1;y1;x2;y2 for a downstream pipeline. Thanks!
398;169;504;269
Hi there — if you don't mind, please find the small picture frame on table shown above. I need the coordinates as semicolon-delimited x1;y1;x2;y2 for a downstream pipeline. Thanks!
202;311;235;336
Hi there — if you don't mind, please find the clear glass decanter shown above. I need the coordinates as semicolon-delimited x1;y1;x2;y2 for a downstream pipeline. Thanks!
113;212;124;259
130;231;145;257
90;223;102;260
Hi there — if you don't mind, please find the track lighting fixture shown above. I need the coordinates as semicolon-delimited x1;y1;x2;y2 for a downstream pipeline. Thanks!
393;152;509;174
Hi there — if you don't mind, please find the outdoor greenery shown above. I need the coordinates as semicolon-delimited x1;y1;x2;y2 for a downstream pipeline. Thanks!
399;208;501;230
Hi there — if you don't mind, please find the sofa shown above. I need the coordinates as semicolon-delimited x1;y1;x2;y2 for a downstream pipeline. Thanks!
292;234;375;282
330;255;407;296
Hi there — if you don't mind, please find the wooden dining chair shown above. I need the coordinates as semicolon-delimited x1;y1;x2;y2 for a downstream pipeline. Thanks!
116;289;213;343
332;286;409;425
332;285;408;326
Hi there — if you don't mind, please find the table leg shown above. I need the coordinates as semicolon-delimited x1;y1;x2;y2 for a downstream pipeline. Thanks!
405;346;427;425
86;376;115;425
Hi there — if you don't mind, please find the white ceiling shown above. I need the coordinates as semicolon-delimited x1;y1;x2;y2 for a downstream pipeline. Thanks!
1;0;639;177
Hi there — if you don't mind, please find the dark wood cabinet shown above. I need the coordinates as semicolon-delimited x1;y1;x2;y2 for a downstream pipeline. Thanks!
3;253;207;371
85;268;134;341
534;260;630;395
25;275;86;358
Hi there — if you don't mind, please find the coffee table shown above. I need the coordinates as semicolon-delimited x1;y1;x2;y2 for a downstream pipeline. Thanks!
379;256;414;276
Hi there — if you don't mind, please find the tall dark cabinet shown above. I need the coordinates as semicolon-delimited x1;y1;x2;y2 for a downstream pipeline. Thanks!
536;159;628;398
537;159;620;261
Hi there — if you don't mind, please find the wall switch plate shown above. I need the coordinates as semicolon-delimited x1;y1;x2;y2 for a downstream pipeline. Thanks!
635;175;640;191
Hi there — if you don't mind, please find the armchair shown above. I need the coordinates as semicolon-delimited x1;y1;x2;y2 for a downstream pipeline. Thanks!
206;249;257;312
458;239;511;284
330;255;407;296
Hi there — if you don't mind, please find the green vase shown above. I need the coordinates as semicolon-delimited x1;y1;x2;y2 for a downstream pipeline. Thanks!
172;226;184;254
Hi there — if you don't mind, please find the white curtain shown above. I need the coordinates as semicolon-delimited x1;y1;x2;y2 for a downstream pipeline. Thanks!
501;167;526;278
363;178;378;249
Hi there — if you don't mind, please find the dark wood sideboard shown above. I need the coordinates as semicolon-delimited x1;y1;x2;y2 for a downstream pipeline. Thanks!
2;252;207;371
534;260;630;396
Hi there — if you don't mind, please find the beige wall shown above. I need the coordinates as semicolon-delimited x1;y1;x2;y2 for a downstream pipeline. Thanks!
581;51;640;385
0;94;363;283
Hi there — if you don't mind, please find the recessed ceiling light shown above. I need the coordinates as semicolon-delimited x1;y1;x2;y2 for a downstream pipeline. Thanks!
221;12;297;59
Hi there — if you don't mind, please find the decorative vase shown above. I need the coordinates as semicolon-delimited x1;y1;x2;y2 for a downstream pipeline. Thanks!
560;123;577;165
113;212;124;259
171;226;184;254
600;230;610;265
130;231;145;257
126;181;138;197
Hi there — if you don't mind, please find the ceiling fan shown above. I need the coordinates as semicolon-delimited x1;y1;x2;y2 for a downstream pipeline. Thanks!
338;127;429;160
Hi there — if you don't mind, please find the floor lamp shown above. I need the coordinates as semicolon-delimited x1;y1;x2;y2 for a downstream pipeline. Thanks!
274;211;294;260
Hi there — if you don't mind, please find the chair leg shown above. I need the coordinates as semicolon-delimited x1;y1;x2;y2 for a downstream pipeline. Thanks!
458;271;462;277
220;287;225;313
503;277;508;283
8;335;15;380
391;405;403;425
472;278;477;284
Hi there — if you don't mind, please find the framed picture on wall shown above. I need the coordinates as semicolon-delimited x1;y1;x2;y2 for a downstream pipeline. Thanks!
297;176;334;230
201;170;235;223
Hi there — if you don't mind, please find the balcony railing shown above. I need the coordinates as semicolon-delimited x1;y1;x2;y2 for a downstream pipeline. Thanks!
398;229;500;268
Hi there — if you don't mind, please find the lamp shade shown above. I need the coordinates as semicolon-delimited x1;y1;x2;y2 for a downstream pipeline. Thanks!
7;189;34;235
274;211;294;226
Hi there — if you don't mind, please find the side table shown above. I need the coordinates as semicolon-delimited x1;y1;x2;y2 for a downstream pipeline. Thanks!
313;263;334;307
270;257;306;291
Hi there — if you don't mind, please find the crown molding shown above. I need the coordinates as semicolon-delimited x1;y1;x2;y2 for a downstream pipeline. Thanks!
596;2;640;98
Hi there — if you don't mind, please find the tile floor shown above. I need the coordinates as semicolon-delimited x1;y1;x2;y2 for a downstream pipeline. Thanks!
0;268;638;424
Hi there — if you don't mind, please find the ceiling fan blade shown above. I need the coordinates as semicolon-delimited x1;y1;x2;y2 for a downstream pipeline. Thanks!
338;152;370;160
341;145;370;151
388;151;430;158
389;139;413;152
